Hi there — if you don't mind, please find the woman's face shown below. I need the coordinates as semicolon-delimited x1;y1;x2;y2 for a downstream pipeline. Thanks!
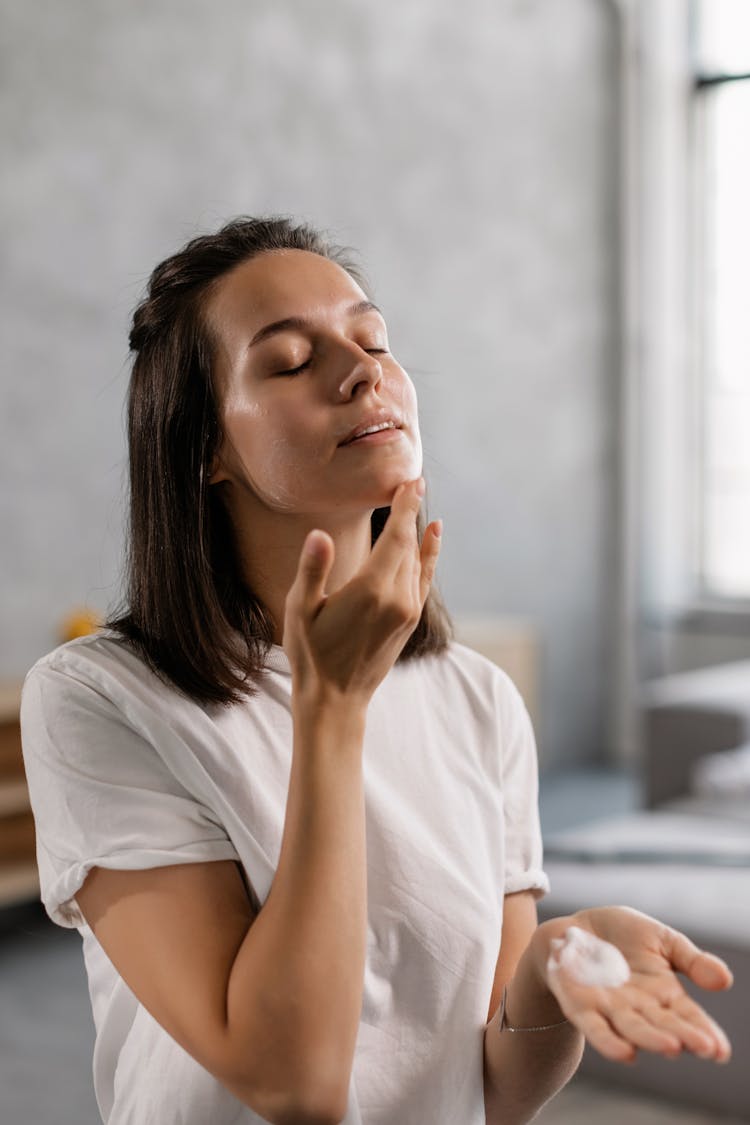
206;249;422;515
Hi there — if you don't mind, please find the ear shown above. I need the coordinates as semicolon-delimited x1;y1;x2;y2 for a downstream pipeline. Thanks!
208;451;231;486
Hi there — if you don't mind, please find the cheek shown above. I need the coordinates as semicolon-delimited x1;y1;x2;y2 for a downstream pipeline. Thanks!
220;403;324;508
392;369;422;451
220;404;266;474
393;368;419;421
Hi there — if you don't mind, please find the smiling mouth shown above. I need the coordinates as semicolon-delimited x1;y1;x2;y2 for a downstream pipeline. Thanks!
340;426;404;447
340;424;404;446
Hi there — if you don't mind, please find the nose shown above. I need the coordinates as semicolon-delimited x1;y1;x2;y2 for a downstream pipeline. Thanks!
337;345;383;399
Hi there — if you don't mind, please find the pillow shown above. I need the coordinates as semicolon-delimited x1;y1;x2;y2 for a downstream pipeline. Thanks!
690;742;750;798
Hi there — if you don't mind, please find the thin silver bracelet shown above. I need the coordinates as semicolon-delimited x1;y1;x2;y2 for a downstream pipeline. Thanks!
498;985;570;1033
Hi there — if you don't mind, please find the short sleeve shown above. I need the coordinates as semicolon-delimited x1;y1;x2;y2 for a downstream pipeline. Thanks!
498;675;551;900
20;660;240;929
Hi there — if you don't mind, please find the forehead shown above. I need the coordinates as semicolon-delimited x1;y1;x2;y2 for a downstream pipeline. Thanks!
206;249;368;341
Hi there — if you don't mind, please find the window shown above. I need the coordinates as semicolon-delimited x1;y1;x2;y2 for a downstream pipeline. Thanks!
693;0;750;600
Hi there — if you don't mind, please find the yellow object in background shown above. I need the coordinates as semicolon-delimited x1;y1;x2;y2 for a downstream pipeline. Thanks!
59;608;103;643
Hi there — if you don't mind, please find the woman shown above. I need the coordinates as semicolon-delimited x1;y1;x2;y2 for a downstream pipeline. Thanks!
21;216;733;1125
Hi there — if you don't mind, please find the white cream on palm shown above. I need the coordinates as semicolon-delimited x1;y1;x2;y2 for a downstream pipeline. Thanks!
547;925;631;988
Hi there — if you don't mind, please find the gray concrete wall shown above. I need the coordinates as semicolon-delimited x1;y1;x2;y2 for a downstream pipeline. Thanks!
1;0;619;769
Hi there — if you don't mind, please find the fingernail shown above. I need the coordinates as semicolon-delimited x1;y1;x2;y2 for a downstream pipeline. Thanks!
416;477;426;497
696;1033;722;1059
305;530;326;560
433;519;443;538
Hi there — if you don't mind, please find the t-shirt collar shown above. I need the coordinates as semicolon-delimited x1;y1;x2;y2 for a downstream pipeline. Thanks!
263;643;291;675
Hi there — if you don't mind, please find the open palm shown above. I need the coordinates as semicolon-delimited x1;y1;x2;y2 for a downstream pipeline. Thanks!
542;906;733;1065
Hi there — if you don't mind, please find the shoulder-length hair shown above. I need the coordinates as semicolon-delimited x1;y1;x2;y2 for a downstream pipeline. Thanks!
107;216;454;705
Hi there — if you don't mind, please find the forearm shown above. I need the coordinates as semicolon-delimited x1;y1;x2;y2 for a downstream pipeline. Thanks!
483;917;585;1125
225;693;368;1119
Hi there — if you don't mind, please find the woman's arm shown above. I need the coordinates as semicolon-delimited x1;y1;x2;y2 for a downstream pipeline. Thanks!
483;907;585;1125
76;695;368;1125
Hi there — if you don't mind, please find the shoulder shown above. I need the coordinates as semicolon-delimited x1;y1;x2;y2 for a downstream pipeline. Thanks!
441;639;517;686
21;631;177;728
25;630;143;682
24;634;169;702
444;639;524;700
409;639;528;727
20;633;208;785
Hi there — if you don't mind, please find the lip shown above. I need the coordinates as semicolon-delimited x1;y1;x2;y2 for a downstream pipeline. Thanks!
339;427;405;448
339;414;404;446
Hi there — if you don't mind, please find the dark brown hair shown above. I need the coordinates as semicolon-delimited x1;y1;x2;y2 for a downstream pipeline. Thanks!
107;215;454;705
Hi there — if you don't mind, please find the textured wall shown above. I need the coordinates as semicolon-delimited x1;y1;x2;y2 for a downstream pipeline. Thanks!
1;0;618;768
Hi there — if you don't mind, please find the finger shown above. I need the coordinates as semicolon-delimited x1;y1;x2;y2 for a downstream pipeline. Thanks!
418;520;442;607
661;927;734;991
288;529;334;616
398;515;442;603
393;513;422;590
669;992;733;1061
639;994;731;1061
367;478;424;579
574;1008;637;1064
608;1004;682;1057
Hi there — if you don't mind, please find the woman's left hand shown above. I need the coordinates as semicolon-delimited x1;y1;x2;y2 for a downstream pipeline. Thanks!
536;906;733;1065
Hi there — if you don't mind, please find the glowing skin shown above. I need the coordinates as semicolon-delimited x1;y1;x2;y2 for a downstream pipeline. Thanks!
547;926;631;989
206;249;423;644
208;251;421;511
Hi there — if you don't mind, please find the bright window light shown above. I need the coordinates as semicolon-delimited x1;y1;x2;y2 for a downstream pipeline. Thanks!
695;2;750;599
696;0;750;73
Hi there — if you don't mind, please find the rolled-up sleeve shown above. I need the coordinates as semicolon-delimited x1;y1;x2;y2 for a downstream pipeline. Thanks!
20;661;239;929
498;675;551;899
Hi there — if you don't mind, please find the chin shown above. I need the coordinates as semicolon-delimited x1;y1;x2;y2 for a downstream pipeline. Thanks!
377;467;423;507
335;450;423;510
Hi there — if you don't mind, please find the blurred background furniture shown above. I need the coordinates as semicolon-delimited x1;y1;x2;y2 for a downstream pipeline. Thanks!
0;684;39;907
640;659;750;809
539;660;750;1118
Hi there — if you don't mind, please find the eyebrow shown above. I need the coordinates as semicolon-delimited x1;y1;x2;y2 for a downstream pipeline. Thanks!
247;300;383;349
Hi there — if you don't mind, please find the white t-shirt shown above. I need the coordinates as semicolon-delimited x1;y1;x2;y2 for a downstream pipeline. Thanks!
20;631;550;1125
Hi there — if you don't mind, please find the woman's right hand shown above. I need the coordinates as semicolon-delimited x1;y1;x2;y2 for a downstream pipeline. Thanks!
282;477;442;706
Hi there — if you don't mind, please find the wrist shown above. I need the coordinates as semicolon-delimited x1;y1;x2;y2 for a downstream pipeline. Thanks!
505;915;577;1027
292;685;369;732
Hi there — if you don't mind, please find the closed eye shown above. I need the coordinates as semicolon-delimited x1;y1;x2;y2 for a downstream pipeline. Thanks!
278;347;387;376
277;359;312;376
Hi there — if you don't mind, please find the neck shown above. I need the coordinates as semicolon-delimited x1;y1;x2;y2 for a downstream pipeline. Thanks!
227;501;375;646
